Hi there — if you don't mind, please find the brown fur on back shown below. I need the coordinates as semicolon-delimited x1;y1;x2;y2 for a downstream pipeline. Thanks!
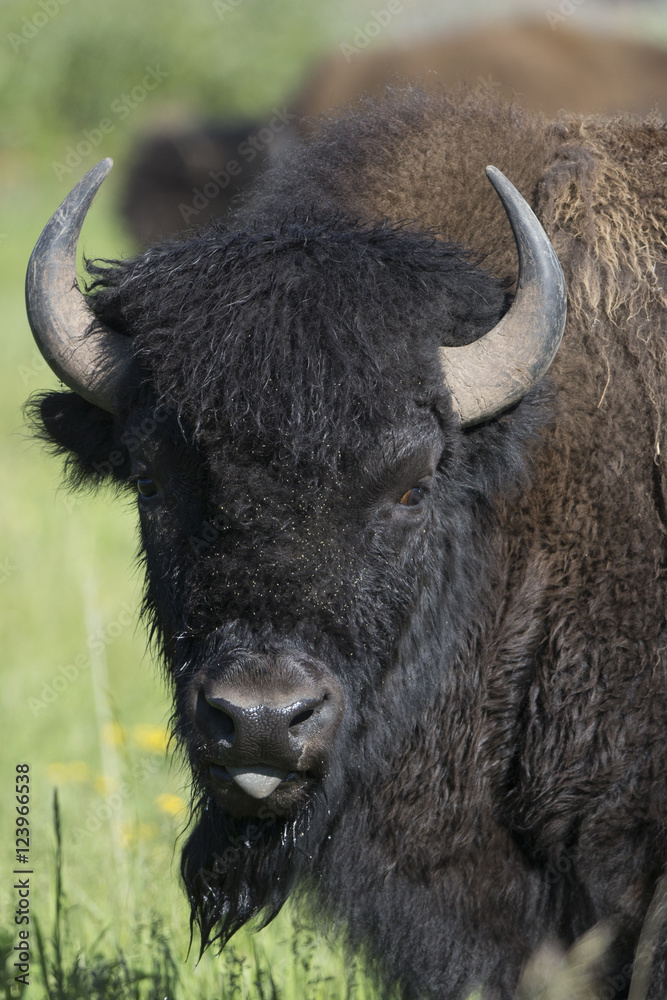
255;87;667;972
279;87;667;454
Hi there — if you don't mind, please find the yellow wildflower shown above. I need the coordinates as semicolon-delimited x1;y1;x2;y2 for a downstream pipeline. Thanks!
132;723;169;754
101;721;125;747
94;774;118;796
155;793;187;818
120;822;158;848
47;761;90;785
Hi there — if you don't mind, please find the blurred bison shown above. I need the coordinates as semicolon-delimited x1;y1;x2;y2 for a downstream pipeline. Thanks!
27;88;667;998
121;21;667;242
297;19;667;121
121;113;293;242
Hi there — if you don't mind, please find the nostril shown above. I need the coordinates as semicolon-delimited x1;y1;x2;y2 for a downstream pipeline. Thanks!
288;692;330;729
289;708;314;728
198;689;236;744
217;709;235;742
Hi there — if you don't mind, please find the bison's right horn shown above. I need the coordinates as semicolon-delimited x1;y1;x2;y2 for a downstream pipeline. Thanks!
440;166;567;428
25;158;135;413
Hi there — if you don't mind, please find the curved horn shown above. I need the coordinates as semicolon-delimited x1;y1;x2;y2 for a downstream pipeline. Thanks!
440;166;567;428
25;158;135;413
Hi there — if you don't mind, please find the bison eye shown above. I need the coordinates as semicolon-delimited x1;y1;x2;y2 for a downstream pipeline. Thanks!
399;486;426;508
136;476;159;499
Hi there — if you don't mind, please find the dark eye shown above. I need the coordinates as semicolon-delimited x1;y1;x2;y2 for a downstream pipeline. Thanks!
399;486;426;508
137;477;159;499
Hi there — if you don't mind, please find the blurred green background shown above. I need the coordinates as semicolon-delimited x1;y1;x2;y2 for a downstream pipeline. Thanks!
2;0;667;996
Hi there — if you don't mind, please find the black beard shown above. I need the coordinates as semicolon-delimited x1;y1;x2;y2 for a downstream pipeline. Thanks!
180;788;322;952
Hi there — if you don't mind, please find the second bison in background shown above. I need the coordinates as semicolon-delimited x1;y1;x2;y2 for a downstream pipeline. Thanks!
121;21;667;242
28;88;667;998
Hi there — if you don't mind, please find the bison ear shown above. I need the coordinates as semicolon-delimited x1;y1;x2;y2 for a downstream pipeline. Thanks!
27;390;127;486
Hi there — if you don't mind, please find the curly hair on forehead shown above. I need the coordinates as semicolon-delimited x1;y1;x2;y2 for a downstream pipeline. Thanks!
84;214;510;467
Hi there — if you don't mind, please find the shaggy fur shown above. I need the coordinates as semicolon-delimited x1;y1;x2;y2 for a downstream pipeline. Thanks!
30;88;667;999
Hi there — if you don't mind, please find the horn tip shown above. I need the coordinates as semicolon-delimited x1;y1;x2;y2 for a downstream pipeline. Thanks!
92;156;114;180
76;158;114;193
485;165;512;197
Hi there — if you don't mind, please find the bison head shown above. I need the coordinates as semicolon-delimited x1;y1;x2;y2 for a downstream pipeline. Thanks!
26;157;565;946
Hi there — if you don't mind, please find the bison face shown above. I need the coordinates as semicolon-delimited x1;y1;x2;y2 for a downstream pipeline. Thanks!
120;397;450;819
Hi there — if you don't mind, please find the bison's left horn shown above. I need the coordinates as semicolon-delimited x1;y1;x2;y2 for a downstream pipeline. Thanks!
440;166;566;428
25;158;134;413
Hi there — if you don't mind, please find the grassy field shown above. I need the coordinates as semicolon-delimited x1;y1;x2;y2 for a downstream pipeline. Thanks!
2;0;666;997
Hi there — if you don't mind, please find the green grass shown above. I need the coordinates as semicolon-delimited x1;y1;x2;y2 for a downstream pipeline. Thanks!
5;791;378;1000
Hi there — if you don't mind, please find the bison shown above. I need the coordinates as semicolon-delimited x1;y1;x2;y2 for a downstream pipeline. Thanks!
121;21;667;242
27;88;667;999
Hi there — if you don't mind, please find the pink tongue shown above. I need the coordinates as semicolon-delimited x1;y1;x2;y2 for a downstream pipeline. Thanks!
227;766;287;799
